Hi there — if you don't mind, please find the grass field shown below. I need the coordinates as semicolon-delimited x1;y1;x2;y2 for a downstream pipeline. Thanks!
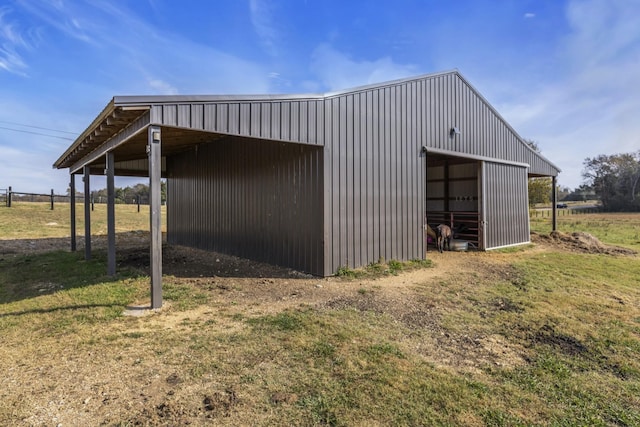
1;203;639;426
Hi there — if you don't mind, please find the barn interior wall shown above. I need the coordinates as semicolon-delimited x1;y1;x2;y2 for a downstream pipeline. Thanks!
167;136;324;276
425;159;480;247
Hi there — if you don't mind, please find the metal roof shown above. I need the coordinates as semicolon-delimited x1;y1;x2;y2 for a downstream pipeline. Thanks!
54;70;561;176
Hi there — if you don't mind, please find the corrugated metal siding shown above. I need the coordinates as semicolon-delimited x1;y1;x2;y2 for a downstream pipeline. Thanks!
150;100;324;146
167;136;324;276
483;162;530;249
421;73;558;176
323;85;426;274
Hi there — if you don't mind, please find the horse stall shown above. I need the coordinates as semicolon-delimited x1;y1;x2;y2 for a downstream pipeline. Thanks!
426;154;480;251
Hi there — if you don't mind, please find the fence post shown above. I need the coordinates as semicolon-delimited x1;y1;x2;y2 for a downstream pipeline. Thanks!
137;194;141;213
7;186;11;207
91;192;95;211
50;189;54;210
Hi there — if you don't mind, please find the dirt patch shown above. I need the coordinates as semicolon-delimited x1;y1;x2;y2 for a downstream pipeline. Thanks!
531;231;637;256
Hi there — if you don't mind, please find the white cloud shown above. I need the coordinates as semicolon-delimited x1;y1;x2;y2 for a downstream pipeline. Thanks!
524;12;536;19
496;0;640;189
310;44;418;92
249;0;279;57
0;7;30;75
147;78;178;96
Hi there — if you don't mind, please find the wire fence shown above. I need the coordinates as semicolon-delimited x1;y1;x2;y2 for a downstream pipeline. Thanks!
530;206;601;219
2;186;150;211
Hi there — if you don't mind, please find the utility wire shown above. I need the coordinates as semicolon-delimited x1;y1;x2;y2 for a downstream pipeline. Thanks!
0;119;78;135
0;125;75;141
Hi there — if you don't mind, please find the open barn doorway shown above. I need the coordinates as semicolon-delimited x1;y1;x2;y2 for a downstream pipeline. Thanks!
425;153;481;251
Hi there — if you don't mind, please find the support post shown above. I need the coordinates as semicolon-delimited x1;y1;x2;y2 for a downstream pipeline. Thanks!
50;189;54;210
83;166;91;260
70;175;77;252
149;125;163;308
7;186;11;207
106;152;116;276
552;176;558;232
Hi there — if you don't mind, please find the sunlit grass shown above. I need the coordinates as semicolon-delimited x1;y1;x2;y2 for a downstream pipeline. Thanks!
0;201;166;239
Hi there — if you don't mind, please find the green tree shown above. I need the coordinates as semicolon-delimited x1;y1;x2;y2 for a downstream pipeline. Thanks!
583;151;640;211
524;139;553;206
528;177;552;206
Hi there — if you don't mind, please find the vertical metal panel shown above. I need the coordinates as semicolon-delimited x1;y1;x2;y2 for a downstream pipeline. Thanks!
167;136;324;276
163;105;177;126
229;103;240;134
178;104;191;128
290;101;300;141
191;104;203;129
260;102;271;139
281;102;290;141
483;162;530;249
322;83;427;273
240;103;251;135
204;104;216;131
271;102;281;140
217;104;228;133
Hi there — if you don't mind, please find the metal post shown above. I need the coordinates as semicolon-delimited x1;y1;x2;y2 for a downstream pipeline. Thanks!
50;189;54;210
137;195;141;213
83;166;91;260
149;125;163;308
106;152;116;276
70;175;77;252
91;192;95;211
7;186;11;207
552;176;558;232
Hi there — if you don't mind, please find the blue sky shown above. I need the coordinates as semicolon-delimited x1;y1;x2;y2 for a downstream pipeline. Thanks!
1;0;639;194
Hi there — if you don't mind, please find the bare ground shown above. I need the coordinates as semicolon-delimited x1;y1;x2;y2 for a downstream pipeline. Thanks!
0;230;636;426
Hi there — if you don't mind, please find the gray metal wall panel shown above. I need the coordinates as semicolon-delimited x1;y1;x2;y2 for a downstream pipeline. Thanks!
151;100;324;147
483;162;530;249
323;85;426;274
167;136;324;275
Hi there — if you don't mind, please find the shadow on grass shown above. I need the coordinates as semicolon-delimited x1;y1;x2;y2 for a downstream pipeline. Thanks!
0;249;142;305
0;303;125;318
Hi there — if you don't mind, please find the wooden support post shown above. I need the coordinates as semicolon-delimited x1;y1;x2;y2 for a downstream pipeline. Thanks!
149;125;163;308
106;152;116;276
83;166;91;260
70;175;77;252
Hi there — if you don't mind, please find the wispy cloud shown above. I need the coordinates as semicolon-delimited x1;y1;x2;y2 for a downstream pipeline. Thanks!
500;0;640;188
249;0;280;57
0;6;32;75
310;44;417;92
524;12;536;19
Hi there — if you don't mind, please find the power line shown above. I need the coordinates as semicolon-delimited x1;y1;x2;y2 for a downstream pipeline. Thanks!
0;119;78;135
0;125;75;141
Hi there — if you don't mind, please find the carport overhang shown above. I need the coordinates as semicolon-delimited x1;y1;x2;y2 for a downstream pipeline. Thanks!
53;97;244;309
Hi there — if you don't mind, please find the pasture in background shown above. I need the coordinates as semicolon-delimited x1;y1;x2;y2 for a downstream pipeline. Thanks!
0;201;165;241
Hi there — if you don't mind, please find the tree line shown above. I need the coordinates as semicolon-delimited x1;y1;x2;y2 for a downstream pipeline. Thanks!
73;182;167;204
527;139;640;212
583;151;640;211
